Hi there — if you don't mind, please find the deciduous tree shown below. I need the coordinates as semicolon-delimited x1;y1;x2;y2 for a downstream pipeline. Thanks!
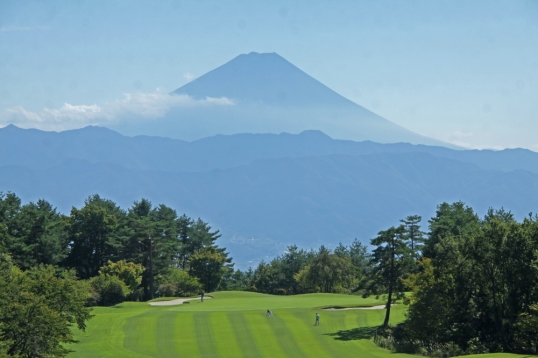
295;246;352;293
0;254;92;357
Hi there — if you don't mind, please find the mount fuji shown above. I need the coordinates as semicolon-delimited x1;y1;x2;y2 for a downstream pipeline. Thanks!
110;52;455;148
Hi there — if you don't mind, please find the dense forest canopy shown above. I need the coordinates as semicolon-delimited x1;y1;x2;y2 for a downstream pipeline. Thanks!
391;206;538;356
1;191;538;356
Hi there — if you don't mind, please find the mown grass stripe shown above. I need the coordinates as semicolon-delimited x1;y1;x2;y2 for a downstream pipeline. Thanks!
209;312;243;357
346;311;382;358
123;309;159;356
194;312;218;357
71;292;502;358
322;311;364;358
69;307;151;358
286;309;342;357
243;310;289;357
154;308;181;358
265;310;310;358
226;312;260;356
175;312;200;357
356;309;370;327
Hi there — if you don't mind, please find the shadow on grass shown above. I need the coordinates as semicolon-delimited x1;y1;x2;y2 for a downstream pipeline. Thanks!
325;326;377;341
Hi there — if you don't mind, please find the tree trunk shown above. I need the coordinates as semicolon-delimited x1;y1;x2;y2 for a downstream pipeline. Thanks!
383;236;395;328
383;279;393;327
149;237;154;300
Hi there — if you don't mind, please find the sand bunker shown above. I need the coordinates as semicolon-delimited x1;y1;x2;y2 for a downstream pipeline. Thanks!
323;304;393;311
149;296;212;306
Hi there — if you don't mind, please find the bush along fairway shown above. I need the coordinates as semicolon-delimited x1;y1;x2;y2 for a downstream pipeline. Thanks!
68;291;415;357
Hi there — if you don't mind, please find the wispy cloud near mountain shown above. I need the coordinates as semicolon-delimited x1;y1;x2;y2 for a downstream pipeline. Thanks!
0;91;234;131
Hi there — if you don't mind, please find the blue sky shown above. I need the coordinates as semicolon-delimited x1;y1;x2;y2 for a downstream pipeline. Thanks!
1;0;537;150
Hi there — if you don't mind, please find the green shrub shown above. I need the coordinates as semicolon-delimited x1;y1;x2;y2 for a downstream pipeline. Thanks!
89;274;130;306
375;336;395;351
276;288;287;295
157;282;177;297
128;287;144;302
99;260;144;292
160;268;202;297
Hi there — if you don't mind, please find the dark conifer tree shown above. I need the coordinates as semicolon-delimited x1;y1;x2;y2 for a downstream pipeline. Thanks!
63;195;124;279
424;201;479;258
400;215;425;258
9;199;66;269
366;225;413;327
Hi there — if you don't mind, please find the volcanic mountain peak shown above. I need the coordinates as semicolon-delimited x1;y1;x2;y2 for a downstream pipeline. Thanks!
172;52;355;107
111;52;456;148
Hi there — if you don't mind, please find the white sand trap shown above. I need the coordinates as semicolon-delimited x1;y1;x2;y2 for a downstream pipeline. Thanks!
149;296;212;306
323;304;394;311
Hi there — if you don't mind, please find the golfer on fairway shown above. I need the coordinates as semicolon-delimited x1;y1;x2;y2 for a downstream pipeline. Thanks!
315;313;320;326
201;291;204;302
267;309;274;318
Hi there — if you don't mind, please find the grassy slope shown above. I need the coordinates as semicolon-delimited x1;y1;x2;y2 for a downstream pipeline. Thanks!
68;292;524;358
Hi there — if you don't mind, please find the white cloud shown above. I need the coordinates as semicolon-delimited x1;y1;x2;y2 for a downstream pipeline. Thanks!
183;73;195;82
0;92;234;131
444;131;517;150
445;131;475;148
106;91;233;118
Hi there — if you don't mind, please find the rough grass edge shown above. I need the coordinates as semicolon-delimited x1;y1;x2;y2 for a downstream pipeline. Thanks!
373;326;465;358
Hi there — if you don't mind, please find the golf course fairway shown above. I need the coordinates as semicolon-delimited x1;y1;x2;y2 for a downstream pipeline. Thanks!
67;291;521;357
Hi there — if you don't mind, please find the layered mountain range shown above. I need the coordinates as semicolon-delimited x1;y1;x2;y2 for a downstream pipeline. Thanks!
2;125;538;267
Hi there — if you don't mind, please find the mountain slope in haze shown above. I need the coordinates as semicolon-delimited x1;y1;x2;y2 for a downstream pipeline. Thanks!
172;52;358;107
1;152;537;267
1;125;537;174
109;52;454;147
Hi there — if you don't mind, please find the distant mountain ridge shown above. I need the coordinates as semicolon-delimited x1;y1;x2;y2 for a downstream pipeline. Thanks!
110;52;456;147
1;125;538;267
1;151;537;267
1;125;537;174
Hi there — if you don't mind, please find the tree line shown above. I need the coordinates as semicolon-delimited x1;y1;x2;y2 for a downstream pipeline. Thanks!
0;192;233;299
371;203;538;356
222;215;423;301
223;203;538;355
222;240;370;295
3;190;538;356
0;192;233;357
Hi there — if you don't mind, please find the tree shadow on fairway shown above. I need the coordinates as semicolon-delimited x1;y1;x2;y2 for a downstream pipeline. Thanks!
325;326;377;341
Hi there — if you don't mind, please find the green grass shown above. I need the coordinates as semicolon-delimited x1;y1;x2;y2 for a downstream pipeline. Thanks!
67;291;525;358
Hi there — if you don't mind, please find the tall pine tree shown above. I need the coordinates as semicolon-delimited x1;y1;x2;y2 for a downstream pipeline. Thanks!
366;225;413;327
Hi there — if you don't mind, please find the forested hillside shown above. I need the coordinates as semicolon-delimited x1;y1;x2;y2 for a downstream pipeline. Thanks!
2;125;538;267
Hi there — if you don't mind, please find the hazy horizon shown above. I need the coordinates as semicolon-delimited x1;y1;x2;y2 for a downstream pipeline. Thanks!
1;0;537;150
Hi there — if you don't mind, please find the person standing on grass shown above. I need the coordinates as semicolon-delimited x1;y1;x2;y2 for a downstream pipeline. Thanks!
201;291;204;302
315;313;320;326
267;309;274;318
